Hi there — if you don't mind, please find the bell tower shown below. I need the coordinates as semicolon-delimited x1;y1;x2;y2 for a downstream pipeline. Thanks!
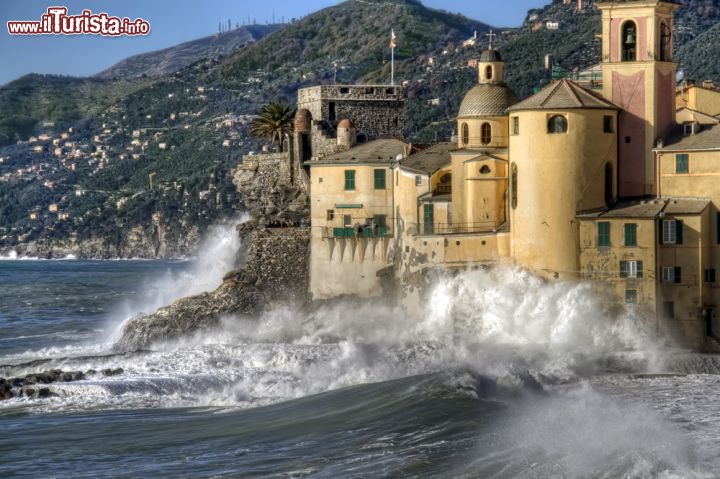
598;0;679;197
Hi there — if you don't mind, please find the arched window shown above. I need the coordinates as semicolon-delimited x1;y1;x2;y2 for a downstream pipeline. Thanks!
622;21;637;62
660;22;672;61
481;122;492;145
547;115;568;134
356;132;368;144
485;65;493;80
436;172;452;194
511;163;518;209
461;123;469;145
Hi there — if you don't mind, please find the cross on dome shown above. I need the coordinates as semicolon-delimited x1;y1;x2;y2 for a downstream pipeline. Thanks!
486;30;496;50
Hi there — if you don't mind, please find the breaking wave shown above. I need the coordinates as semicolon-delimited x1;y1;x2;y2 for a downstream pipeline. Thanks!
3;260;719;477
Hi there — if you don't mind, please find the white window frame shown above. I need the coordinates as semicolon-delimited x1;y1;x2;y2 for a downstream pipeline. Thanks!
628;260;639;278
663;220;677;244
662;266;675;283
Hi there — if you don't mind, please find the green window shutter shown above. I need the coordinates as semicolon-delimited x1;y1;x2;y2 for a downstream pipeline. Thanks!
619;261;628;278
344;170;356;190
637;261;643;278
674;266;682;284
423;204;434;235
675;154;689;174
624;223;637;246
598;222;610;247
374;169;386;189
676;220;683;245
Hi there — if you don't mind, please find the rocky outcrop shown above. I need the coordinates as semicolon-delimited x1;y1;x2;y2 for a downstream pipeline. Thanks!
0;368;123;400
232;153;309;224
114;225;311;351
113;148;313;350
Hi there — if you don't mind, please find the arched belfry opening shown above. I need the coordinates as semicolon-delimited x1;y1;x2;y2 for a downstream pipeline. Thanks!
660;21;672;61
622;21;637;62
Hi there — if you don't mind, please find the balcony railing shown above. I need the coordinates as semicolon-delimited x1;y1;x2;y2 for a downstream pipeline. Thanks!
322;226;392;238
408;221;502;236
433;184;452;195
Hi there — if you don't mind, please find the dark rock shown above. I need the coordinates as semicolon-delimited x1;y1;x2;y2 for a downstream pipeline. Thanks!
24;369;62;385
58;371;85;382
37;387;53;398
101;368;123;377
0;381;12;400
21;385;53;398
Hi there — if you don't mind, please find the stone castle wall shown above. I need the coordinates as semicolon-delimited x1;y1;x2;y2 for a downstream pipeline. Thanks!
243;227;311;303
297;85;405;143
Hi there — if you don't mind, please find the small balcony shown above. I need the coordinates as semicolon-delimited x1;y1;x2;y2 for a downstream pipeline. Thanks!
433;184;452;195
322;226;392;238
408;221;502;236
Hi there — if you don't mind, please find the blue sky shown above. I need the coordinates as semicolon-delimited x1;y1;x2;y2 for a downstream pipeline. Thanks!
0;0;547;85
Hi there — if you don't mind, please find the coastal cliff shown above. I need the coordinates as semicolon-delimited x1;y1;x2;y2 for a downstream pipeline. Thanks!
2;223;203;259
115;155;311;350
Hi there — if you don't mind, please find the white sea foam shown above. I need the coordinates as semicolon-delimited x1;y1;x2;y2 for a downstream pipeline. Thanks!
0;255;714;476
1;265;668;414
104;214;248;343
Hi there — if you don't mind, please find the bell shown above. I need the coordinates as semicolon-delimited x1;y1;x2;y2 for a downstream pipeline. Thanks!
625;31;635;45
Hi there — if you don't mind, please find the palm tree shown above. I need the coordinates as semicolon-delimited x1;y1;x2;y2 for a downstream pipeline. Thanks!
250;101;295;152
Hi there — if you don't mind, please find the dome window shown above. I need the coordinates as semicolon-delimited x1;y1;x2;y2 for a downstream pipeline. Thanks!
485;65;493;80
481;122;492;145
461;123;469;145
480;165;491;174
547;115;568;134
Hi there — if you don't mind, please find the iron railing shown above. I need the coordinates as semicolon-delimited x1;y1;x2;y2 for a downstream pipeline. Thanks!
407;221;502;236
322;226;392;238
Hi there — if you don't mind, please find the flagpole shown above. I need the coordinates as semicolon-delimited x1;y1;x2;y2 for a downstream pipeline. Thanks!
390;29;395;86
391;43;394;86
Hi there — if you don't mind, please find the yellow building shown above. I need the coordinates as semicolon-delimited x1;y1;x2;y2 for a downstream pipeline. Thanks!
579;199;712;349
302;0;720;350
508;79;619;279
676;81;720;117
307;139;406;299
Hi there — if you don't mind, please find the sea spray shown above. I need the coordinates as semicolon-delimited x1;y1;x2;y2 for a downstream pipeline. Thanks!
3;263;679;413
105;215;248;343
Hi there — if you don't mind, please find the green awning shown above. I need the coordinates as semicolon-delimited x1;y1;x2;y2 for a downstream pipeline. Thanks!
335;204;363;209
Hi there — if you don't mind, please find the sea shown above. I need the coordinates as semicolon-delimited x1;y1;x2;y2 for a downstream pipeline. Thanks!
1;224;720;478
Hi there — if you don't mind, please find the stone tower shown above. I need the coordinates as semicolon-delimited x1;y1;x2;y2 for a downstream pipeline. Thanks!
598;0;679;197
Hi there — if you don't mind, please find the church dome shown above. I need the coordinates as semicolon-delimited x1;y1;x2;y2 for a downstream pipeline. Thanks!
458;84;518;117
479;49;502;62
